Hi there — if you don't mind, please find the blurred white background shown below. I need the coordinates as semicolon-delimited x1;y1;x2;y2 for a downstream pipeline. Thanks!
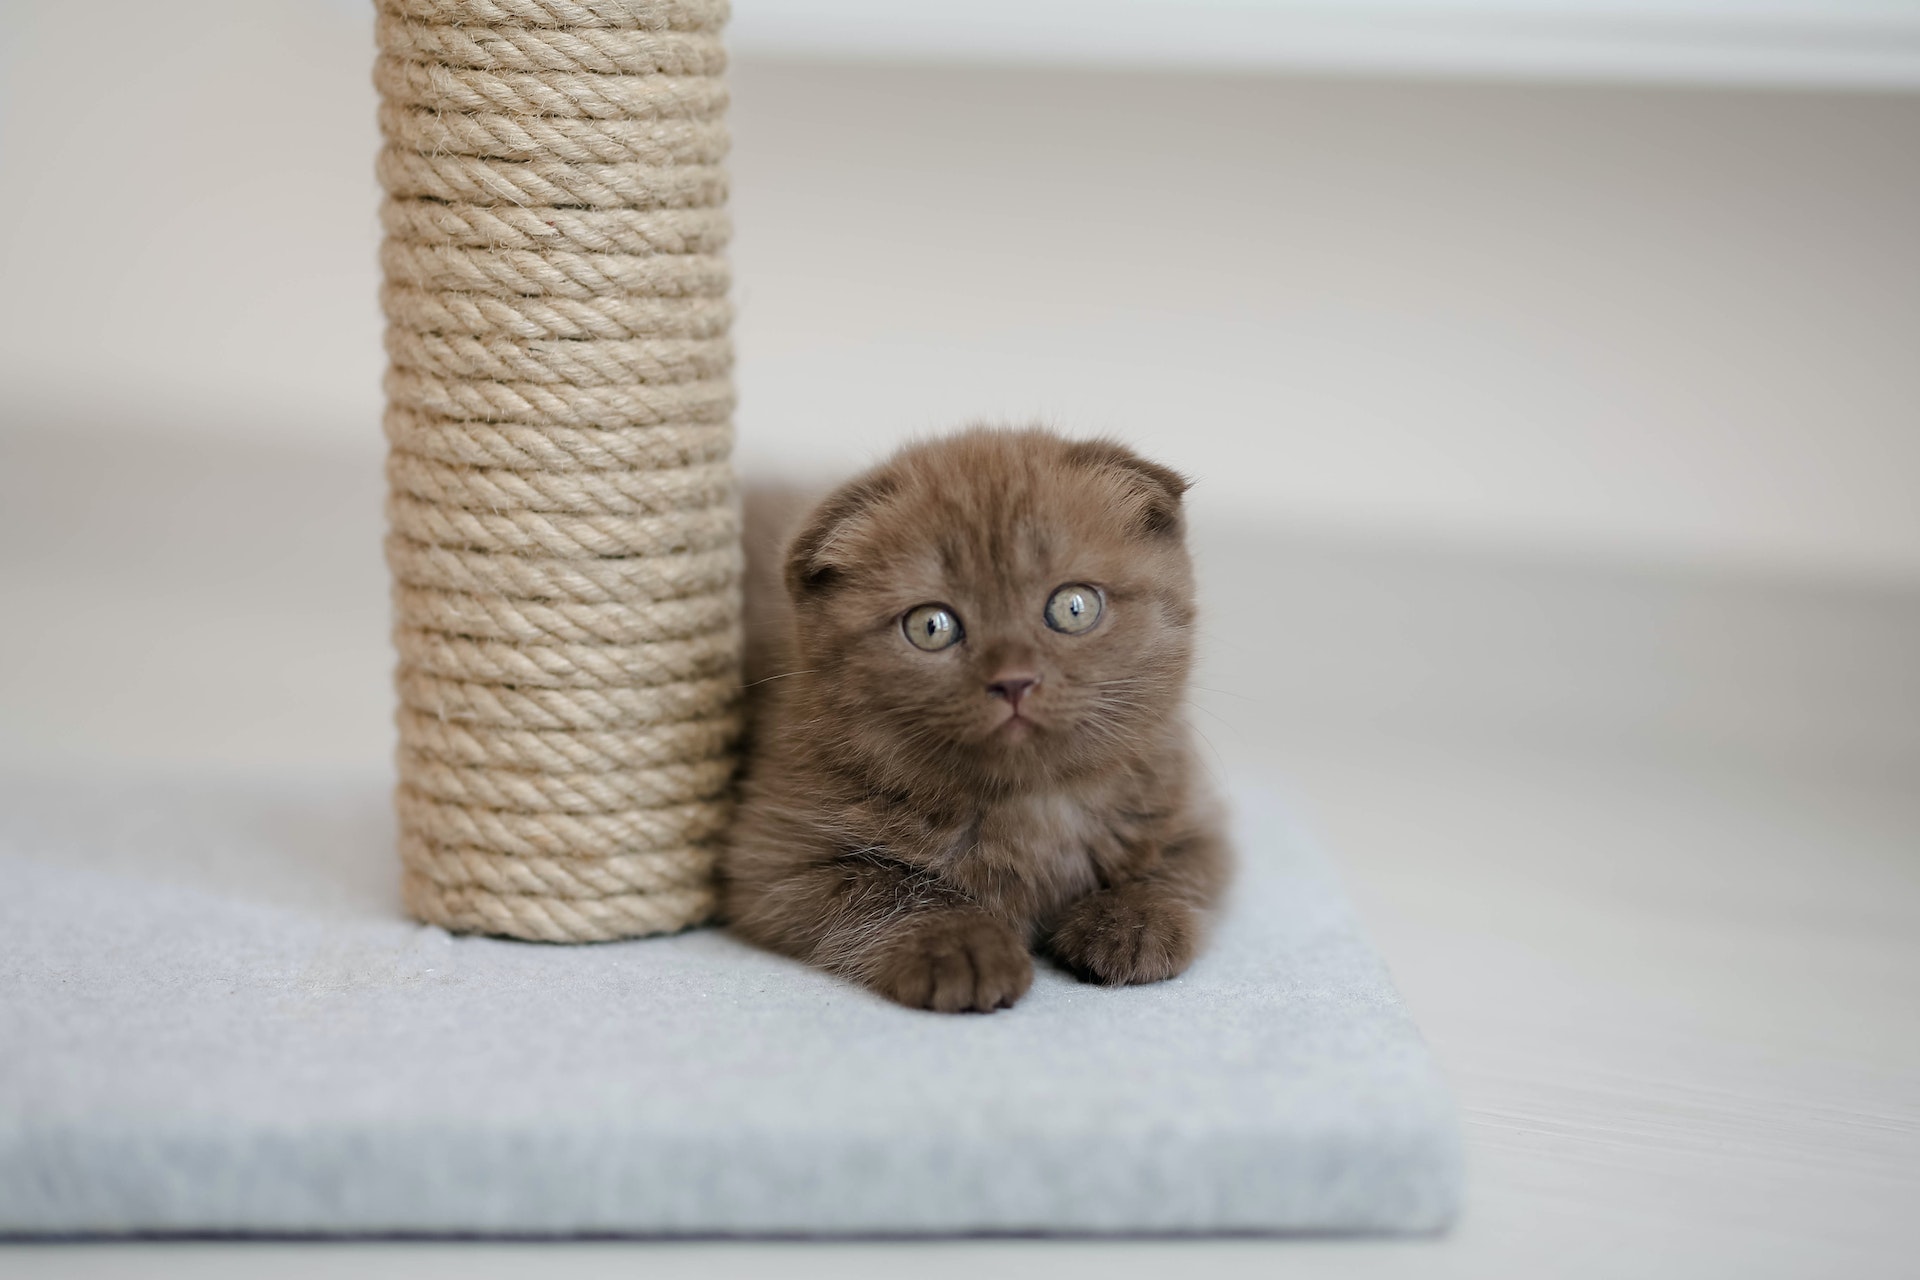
4;0;1918;578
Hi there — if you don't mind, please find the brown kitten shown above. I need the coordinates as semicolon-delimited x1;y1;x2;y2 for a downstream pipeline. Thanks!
723;427;1228;1012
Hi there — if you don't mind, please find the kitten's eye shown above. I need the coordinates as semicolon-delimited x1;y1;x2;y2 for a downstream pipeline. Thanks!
1045;584;1104;635
902;604;963;651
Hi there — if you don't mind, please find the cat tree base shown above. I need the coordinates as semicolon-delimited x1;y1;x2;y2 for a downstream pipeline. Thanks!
0;773;1460;1236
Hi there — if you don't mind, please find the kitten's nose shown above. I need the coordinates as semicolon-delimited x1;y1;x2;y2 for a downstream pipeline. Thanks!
987;672;1041;710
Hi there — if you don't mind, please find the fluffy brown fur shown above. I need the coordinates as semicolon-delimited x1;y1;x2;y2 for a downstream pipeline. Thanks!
723;427;1228;1012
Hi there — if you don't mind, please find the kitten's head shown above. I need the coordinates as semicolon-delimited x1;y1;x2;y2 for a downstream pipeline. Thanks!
782;426;1196;794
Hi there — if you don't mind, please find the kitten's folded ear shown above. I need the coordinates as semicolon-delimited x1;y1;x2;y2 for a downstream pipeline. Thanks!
783;474;897;599
1064;439;1191;539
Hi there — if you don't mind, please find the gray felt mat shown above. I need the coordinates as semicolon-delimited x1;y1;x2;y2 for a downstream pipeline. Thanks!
0;771;1460;1236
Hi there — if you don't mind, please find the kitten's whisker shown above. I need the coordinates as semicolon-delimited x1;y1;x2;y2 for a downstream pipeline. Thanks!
741;668;819;689
1183;699;1237;730
1184;718;1231;787
1188;684;1257;703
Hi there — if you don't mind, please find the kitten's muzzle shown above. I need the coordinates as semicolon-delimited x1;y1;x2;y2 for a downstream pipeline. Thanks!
986;672;1041;715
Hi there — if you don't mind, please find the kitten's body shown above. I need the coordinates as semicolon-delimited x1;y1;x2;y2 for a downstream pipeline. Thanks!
724;428;1227;1012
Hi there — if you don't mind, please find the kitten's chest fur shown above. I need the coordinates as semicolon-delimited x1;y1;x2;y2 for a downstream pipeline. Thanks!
926;786;1132;934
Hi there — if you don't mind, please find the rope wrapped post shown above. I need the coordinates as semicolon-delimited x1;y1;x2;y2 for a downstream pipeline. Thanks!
376;0;741;942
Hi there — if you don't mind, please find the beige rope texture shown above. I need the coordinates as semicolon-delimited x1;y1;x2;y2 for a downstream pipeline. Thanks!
378;0;739;943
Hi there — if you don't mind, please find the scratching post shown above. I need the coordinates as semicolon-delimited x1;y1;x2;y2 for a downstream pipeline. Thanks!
376;0;740;942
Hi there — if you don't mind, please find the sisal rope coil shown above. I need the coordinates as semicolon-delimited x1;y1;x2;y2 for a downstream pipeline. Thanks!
378;0;739;942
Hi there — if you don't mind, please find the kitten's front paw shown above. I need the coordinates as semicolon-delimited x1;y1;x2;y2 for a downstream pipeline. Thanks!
1050;882;1198;986
868;909;1033;1013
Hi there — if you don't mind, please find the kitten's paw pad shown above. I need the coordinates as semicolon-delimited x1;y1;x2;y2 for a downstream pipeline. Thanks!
1050;884;1198;986
869;910;1034;1013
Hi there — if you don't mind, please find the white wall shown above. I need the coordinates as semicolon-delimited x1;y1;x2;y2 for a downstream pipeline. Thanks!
0;0;384;435
725;61;1920;580
3;0;1917;581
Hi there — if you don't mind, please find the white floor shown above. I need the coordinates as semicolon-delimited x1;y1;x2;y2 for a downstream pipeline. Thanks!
2;425;1916;1276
